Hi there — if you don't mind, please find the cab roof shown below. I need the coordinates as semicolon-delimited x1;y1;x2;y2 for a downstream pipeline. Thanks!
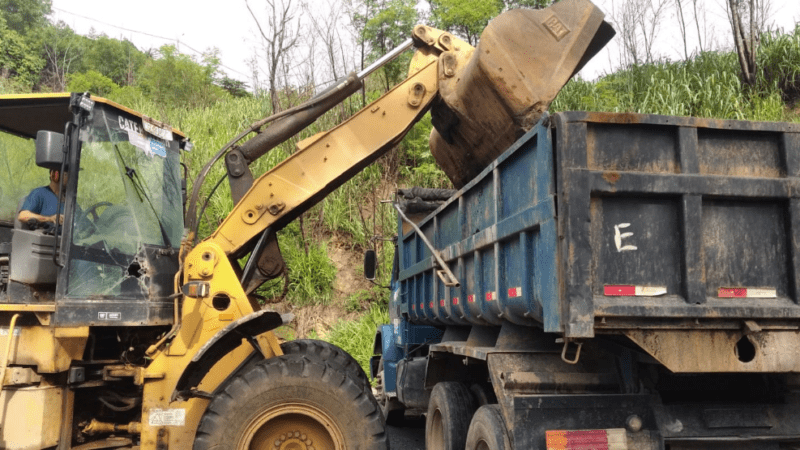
0;93;186;140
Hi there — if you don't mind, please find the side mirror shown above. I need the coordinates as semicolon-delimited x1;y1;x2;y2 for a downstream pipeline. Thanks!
35;131;64;170
364;250;377;281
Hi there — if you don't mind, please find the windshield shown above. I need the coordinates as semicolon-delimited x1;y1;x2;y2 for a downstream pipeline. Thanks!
66;104;183;298
0;132;41;225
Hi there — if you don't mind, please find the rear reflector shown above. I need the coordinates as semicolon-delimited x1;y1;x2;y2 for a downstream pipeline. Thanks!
546;428;627;450
718;287;776;298
604;285;667;297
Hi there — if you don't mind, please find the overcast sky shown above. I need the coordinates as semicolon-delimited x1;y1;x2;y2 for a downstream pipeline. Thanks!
50;0;800;86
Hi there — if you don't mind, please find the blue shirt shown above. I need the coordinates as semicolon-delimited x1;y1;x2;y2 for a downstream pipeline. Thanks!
21;186;63;216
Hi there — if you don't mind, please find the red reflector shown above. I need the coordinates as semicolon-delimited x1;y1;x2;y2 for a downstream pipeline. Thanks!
429;301;434;309
508;287;522;298
719;287;776;298
546;429;627;450
468;295;475;303
486;291;497;301
452;297;459;305
604;285;635;296
440;299;445;307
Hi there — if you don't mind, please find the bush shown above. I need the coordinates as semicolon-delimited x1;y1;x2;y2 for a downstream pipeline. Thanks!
67;70;119;97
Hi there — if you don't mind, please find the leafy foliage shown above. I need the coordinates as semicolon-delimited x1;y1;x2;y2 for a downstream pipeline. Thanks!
0;22;44;89
360;0;418;89
429;0;502;45
78;35;147;86
0;0;50;35
758;25;800;105
67;70;119;97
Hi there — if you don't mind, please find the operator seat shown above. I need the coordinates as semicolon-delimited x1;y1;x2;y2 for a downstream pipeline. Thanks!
8;186;59;287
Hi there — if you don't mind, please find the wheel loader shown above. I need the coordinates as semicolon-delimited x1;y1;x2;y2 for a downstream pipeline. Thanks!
0;0;612;448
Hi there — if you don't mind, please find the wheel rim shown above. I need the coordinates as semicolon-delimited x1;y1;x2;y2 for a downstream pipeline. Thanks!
236;402;345;450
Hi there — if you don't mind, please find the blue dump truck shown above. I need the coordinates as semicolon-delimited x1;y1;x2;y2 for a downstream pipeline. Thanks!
370;111;800;450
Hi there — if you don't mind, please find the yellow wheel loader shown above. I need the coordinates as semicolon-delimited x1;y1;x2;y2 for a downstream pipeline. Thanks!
0;1;612;448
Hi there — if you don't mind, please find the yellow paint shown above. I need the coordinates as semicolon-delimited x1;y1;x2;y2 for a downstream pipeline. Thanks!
0;385;64;449
140;241;282;448
0;325;88;374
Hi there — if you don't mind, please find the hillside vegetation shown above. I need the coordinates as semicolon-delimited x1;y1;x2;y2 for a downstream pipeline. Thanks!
2;0;800;374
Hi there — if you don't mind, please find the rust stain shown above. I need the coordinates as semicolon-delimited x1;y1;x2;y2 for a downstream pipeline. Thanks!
602;171;620;184
585;111;645;125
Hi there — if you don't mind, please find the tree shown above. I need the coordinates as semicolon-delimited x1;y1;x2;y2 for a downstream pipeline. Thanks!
304;0;349;83
0;0;51;35
0;18;45;88
41;21;83;91
137;45;225;113
612;0;669;67
246;0;300;113
66;70;119;97
360;0;418;91
428;0;501;46
218;76;251;98
80;35;147;86
726;0;772;87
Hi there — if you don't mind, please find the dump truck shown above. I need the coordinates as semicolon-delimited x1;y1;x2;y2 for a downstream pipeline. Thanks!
371;110;800;449
0;0;612;448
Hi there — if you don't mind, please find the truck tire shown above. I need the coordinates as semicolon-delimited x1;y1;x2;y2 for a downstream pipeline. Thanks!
194;354;388;450
280;339;370;391
465;405;511;450
425;382;477;450
375;359;405;425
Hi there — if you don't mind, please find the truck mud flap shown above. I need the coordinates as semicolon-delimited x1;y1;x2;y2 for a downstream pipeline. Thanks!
514;394;660;449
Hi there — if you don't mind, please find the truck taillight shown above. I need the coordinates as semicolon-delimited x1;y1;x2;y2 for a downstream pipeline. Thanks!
546;428;627;450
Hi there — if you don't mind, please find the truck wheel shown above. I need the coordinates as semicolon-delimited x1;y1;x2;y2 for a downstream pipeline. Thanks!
375;359;405;425
194;354;388;450
465;405;511;450
426;382;477;450
280;339;370;391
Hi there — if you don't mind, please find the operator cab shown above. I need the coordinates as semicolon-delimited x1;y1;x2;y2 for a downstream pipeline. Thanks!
0;93;188;326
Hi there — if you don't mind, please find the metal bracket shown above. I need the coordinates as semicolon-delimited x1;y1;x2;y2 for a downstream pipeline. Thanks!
558;338;583;365
392;203;459;287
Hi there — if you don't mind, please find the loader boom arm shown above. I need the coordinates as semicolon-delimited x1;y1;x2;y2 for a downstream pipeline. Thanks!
208;29;470;255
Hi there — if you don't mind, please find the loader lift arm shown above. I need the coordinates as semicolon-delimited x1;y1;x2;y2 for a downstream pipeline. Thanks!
191;26;465;258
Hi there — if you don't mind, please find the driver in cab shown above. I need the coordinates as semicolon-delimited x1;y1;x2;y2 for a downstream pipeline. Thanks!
18;169;68;225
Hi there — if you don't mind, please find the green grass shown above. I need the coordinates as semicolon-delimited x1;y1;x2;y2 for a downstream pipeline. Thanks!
325;303;390;380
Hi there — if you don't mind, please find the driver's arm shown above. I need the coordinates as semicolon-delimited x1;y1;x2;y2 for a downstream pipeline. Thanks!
18;209;61;224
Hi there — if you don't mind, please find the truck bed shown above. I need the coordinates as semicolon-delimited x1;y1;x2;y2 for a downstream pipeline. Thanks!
397;111;800;339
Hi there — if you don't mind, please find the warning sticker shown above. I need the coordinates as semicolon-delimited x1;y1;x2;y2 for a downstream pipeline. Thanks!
118;116;167;158
149;409;186;426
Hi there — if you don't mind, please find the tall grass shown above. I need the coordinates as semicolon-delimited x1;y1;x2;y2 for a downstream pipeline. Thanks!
326;304;390;379
553;42;790;123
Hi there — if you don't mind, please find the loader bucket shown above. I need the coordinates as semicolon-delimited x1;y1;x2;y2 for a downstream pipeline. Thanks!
430;0;615;188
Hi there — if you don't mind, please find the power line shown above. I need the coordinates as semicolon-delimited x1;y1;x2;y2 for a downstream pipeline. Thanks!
52;7;251;79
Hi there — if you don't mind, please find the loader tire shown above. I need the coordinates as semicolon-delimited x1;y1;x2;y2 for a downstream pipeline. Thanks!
280;339;369;391
425;381;477;450
194;354;388;450
465;405;511;450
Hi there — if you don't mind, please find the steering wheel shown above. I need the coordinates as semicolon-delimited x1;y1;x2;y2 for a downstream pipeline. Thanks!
83;201;112;222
